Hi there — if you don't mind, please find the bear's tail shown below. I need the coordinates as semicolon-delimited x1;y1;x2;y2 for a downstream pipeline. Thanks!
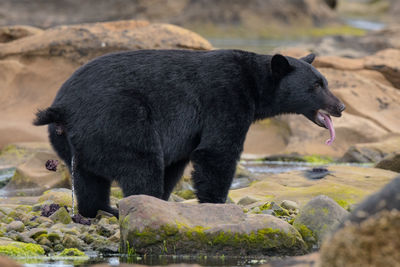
33;107;64;126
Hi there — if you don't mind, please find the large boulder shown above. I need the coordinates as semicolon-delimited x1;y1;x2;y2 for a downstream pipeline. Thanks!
319;177;400;266
119;195;307;256
0;20;211;149
320;210;400;267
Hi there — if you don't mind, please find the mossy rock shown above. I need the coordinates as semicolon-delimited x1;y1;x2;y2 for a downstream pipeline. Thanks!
38;189;73;207
0;242;45;257
119;195;307;256
57;248;86;257
293;195;349;249
49;207;72;224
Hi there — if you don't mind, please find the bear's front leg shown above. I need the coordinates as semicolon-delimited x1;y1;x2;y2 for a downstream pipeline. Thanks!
190;148;239;203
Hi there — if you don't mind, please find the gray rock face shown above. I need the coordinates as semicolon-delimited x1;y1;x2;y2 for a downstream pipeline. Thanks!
119;195;307;256
345;176;400;225
293;195;349;248
0;0;336;29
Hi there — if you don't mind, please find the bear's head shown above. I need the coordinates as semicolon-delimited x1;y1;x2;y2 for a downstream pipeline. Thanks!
270;53;345;130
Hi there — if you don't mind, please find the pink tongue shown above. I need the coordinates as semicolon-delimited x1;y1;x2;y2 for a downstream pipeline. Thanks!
320;112;335;145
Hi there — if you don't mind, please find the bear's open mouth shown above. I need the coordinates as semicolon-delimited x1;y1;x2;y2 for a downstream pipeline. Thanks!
314;109;335;145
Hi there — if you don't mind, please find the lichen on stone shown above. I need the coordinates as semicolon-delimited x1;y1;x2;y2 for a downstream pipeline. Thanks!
0;242;45;257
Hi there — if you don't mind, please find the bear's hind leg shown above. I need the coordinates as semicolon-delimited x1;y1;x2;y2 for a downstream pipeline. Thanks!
118;153;164;199
162;159;189;200
74;166;117;218
190;148;238;203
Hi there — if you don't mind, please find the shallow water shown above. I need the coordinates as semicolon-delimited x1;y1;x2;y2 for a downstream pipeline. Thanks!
0;167;15;188
344;18;385;31
21;254;276;267
241;160;373;174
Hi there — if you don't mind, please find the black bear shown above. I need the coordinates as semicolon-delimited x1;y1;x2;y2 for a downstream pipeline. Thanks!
34;49;345;218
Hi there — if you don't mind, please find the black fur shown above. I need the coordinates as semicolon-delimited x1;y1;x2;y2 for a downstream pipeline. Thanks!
34;49;344;218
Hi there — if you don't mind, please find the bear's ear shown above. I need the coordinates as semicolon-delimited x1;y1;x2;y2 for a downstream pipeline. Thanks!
300;53;316;64
271;54;292;79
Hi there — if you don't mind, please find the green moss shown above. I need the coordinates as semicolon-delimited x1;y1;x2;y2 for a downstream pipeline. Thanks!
110;187;124;199
303;155;334;164
2;217;14;224
175;189;196;200
333;199;350;210
57;248;86;257
0;144;27;159
109;216;118;224
122;221;307;255
190;23;366;40
0;242;45;257
259;202;273;211
273;209;290;217
39;190;72;207
307;25;365;37
293;223;316;249
48;232;61;242
36;233;49;240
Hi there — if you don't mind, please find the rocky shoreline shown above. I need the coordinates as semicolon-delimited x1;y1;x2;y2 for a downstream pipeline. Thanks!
0;142;398;266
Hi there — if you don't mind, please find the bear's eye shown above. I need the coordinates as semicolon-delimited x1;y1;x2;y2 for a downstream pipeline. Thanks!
310;82;321;92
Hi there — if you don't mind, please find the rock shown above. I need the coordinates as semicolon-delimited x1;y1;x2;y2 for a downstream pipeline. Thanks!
168;193;185;202
293;195;349;248
6;221;24;233
0;0;336;32
15;233;35;244
119;195;306;256
62;234;84;250
238;196;259;206
57;248;87;257
0;25;43;43
280;200;299;211
37;236;52;247
320;210;400;267
108;230;120;243
97;219;115;238
0;143;52;168
230;177;252;190
0;256;22;267
375;153;400;173
90;236;118;254
364;48;400;88
1;151;71;196
27;228;47;239
49;207;72;224
345;177;400;225
229;165;398;211
38;188;73;207
0;20;211;149
340;135;400;163
47;232;62;243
